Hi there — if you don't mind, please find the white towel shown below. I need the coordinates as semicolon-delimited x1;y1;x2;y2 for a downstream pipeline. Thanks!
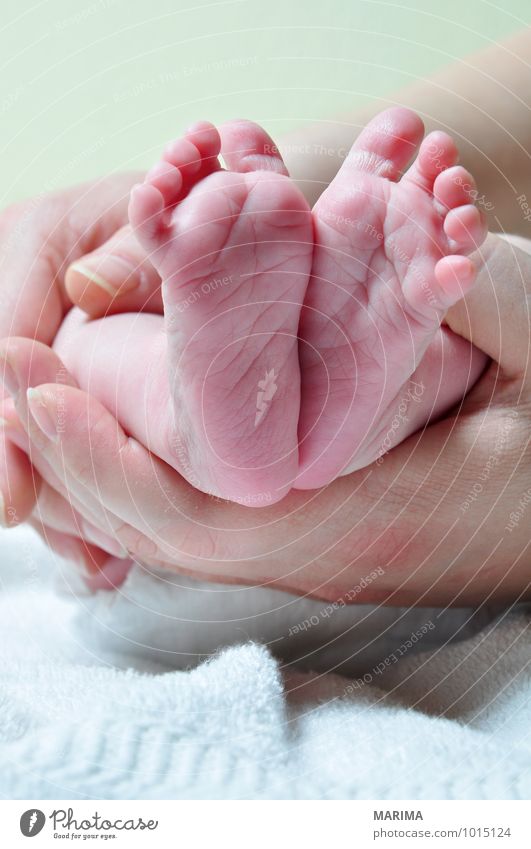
0;526;529;799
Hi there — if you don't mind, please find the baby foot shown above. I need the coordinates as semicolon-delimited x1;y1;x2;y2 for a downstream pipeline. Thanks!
129;120;313;503
296;107;487;488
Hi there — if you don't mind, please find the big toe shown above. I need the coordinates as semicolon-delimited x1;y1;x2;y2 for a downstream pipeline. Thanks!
340;106;425;181
65;226;163;317
220;119;289;175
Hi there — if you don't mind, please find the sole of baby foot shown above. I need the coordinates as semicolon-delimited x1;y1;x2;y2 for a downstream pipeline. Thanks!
296;106;487;489
129;120;313;505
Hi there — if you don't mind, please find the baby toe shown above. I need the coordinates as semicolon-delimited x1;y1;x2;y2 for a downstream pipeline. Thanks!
434;165;477;210
220;119;289;175
128;183;166;247
344;106;425;180
185;121;221;160
444;204;488;251
145;160;184;205
403;130;459;192
162;137;203;179
434;255;476;306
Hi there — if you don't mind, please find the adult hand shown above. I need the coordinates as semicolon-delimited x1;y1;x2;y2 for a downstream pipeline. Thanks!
0;174;165;527
1;235;529;605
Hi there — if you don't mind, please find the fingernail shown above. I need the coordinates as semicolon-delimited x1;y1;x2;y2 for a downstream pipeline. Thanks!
69;255;140;297
26;388;59;442
0;359;19;398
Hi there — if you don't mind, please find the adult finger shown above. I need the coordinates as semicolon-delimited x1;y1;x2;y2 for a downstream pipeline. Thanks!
15;376;345;597
0;436;37;526
65;225;163;318
2;387;124;536
0;338;155;557
0;173;142;525
24;382;212;565
33;479;127;559
28;518;131;590
0;173;142;345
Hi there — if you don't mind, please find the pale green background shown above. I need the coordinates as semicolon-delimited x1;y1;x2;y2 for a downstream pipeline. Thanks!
1;0;529;204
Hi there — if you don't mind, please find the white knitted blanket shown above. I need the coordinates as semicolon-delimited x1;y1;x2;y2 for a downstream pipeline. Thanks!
1;526;529;799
